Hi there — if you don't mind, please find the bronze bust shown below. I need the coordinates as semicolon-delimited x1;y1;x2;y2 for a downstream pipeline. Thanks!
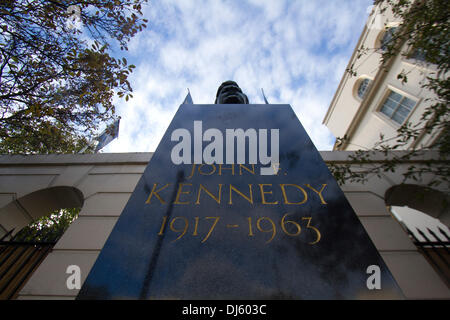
215;80;249;104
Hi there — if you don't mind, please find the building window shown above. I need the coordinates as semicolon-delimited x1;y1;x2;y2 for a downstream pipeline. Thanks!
353;77;372;101
379;90;416;124
407;41;446;65
357;78;372;99
408;48;427;62
380;27;398;52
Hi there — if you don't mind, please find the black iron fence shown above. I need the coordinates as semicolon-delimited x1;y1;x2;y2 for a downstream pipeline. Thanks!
0;228;58;300
406;226;450;288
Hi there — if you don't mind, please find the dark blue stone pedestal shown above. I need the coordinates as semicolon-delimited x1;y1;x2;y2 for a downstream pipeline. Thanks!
77;104;403;299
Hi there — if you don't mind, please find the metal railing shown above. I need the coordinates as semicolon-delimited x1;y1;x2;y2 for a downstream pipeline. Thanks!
0;228;57;300
406;226;450;288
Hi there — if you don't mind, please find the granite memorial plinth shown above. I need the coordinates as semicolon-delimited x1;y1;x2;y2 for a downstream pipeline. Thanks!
77;103;403;299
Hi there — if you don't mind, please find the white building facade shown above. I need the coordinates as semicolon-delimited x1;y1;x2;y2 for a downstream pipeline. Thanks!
323;5;443;151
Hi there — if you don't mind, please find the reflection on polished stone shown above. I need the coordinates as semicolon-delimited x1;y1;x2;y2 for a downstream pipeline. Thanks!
77;104;404;300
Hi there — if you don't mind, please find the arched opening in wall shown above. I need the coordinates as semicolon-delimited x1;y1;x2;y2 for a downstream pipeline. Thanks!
385;184;450;287
0;186;83;300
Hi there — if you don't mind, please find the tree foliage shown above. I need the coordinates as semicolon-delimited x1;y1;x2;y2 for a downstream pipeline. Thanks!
13;207;80;242
332;0;449;189
0;0;148;153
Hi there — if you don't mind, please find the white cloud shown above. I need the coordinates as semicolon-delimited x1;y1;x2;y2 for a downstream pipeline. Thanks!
103;0;372;153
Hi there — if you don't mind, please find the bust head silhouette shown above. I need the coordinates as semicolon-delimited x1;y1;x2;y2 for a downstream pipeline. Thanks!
215;80;249;104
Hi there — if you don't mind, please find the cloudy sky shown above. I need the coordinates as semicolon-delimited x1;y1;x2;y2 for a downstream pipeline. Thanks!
102;0;373;153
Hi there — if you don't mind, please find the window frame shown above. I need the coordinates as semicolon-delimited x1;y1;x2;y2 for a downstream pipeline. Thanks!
379;27;398;52
353;76;373;102
374;23;401;53
401;46;439;72
375;86;419;127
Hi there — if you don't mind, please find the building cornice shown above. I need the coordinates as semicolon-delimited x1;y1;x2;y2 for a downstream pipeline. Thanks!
322;23;370;127
0;153;154;166
0;151;443;166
